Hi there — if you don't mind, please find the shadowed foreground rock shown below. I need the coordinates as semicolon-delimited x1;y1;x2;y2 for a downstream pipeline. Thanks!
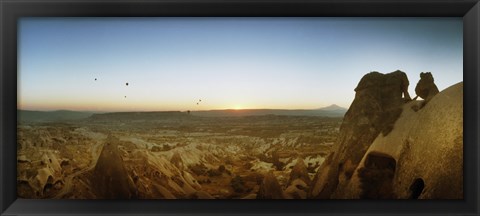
310;70;411;199
257;171;284;199
287;158;311;186
284;179;309;199
93;136;137;199
340;82;463;199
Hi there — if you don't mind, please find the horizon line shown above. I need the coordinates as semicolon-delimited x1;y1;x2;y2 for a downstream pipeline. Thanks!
17;104;347;113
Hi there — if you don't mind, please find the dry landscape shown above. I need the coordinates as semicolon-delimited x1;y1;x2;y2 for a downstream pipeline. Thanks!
17;17;463;200
17;70;463;199
17;112;342;199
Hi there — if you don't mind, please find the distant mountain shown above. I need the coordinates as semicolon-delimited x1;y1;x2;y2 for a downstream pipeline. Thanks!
191;105;347;118
318;104;347;111
18;110;96;122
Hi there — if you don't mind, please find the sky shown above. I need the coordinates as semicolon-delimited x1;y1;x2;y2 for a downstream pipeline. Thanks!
18;17;463;112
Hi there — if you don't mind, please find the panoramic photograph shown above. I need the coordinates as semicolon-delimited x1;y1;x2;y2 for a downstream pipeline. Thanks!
17;17;463;199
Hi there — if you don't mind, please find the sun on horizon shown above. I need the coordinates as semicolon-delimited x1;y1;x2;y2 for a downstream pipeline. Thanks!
233;105;243;110
18;17;462;114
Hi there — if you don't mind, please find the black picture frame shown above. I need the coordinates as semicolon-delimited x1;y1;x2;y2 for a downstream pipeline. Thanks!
1;0;479;215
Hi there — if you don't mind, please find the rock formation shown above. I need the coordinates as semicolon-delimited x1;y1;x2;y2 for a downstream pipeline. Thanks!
287;158;310;186
170;151;184;169
257;171;285;199
93;136;137;199
412;72;440;111
310;70;411;199
284;179;309;199
414;72;439;101
338;82;463;199
16;151;64;197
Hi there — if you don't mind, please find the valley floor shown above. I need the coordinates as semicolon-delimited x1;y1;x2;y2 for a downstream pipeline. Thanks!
17;115;341;199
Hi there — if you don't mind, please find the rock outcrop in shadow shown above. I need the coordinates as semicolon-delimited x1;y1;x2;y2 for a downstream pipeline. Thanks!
339;82;463;199
412;72;440;111
287;158;310;186
93;136;137;199
310;70;411;199
257;171;284;199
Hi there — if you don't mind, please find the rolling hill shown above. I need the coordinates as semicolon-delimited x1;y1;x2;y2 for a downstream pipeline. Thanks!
18;110;97;122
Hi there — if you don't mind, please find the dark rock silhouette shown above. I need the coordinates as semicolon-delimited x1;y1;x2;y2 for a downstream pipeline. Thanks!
287;158;310;186
339;82;463;199
310;70;411;199
355;70;411;101
414;72;439;101
412;72;439;111
93;136;137;199
257;171;284;199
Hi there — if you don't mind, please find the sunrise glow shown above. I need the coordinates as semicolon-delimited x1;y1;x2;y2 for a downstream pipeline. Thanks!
18;17;463;112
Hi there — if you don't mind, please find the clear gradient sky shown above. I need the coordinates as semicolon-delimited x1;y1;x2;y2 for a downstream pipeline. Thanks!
18;17;462;112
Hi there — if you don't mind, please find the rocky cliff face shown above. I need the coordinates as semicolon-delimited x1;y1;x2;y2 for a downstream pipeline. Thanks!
309;70;462;199
336;82;463;199
310;70;411;198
